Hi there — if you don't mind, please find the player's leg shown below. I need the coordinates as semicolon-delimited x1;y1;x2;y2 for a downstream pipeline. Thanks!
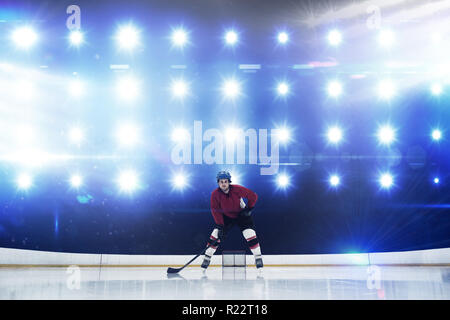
238;215;263;269
201;227;220;270
201;217;233;270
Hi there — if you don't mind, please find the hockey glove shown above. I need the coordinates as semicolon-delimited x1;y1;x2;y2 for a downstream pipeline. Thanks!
239;207;253;217
215;224;224;240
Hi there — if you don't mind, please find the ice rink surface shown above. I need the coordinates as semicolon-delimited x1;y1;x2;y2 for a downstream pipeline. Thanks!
1;265;449;300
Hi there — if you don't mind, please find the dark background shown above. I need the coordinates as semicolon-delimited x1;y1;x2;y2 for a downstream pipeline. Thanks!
0;0;449;254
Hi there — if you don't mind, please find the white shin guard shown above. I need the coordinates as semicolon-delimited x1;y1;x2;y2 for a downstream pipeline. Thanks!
205;228;220;257
242;228;262;257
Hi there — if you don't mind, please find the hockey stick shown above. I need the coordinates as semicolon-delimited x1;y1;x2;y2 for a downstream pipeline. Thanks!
167;239;220;274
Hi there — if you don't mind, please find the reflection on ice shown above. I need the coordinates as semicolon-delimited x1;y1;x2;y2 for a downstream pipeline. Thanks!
0;266;449;300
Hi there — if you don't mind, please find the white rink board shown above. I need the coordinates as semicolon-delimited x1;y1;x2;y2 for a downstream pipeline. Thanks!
0;247;449;266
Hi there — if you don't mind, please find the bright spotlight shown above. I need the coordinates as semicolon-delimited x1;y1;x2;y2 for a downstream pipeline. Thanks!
117;170;139;193
116;77;140;101
172;173;188;189
276;174;290;188
171;79;189;98
277;32;289;44
14;80;35;101
68;80;85;97
431;33;441;45
70;174;83;188
377;125;396;145
327;126;343;144
116;25;140;50
171;127;189;142
224;30;238;46
430;83;443;96
432;129;442;141
277;82;289;96
225;127;241;143
329;175;340;187
379;173;394;189
69;127;84;144
17;173;32;190
327;30;342;46
327;81;342;97
15;125;35;145
275;127;290;143
69;30;84;46
11;26;38;49
222;79;241;99
228;171;241;185
378;29;395;47
171;28;188;47
117;124;139;147
377;80;396;100
434;177;440;184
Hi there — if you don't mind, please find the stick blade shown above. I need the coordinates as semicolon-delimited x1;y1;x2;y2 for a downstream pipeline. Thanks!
167;267;181;274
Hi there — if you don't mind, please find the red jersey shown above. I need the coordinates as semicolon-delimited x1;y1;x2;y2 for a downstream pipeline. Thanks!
210;184;258;225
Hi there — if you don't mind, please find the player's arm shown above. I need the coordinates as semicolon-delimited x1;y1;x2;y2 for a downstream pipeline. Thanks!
237;185;258;216
210;193;225;238
238;185;258;208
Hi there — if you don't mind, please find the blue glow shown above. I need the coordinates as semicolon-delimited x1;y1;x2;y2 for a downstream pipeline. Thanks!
69;30;84;46
274;126;291;143
54;214;58;234
171;27;189;48
377;79;396;100
327;126;343;144
377;125;396;146
276;82;289;96
171;127;190;142
11;26;38;49
69;127;84;144
378;29;395;47
277;32;289;44
224;30;238;46
221;78;241;99
327;29;342;46
276;174;290;188
170;78;189;99
68;80;85;98
117;169;139;193
379;173;394;189
225;127;242;143
172;172;188;190
116;123;140;147
1;1;449;257
115;24;140;50
70;174;83;188
430;83;443;96
432;129;442;141
327;81;342;97
16;173;32;190
116;76;140;101
77;194;93;204
329;175;340;187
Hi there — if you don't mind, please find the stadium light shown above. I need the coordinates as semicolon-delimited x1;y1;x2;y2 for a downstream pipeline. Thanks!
11;26;38;49
224;30;238;46
17;173;32;190
327;30;342;46
69;30;84;46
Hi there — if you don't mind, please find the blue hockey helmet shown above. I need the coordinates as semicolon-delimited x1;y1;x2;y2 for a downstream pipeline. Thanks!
216;170;231;182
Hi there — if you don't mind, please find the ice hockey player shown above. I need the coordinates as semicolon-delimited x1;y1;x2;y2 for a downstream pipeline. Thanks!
201;170;263;271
